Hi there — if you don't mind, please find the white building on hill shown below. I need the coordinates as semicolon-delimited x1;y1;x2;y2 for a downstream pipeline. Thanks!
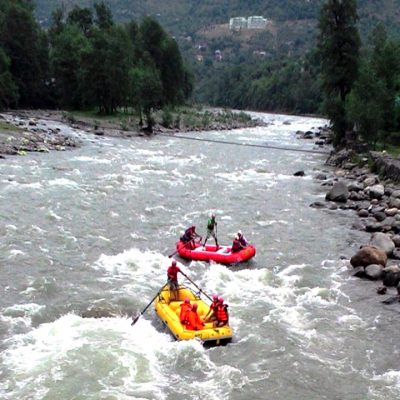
247;16;268;29
229;17;247;31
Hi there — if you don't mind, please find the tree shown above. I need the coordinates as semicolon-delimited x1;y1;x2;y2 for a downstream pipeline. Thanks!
67;6;93;37
0;0;50;107
0;48;18;109
348;61;386;148
318;0;360;147
94;1;114;31
51;24;89;109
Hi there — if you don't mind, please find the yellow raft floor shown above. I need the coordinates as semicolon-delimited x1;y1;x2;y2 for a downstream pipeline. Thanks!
154;286;233;345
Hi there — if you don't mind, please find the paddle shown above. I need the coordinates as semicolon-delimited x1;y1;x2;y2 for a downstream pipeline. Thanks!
180;270;213;302
168;249;178;258
131;284;167;326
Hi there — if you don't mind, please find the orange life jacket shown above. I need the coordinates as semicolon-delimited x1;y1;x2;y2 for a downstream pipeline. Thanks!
186;310;203;330
179;303;191;324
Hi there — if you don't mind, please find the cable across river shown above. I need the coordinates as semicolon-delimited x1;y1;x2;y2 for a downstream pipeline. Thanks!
159;132;331;155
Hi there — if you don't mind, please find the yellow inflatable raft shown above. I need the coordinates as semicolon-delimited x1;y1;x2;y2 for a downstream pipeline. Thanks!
154;286;232;345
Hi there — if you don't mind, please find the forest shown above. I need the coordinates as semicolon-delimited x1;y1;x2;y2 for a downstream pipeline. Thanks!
0;0;192;127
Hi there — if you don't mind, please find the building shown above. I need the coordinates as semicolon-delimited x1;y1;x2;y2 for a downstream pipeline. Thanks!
229;17;247;31
247;16;268;29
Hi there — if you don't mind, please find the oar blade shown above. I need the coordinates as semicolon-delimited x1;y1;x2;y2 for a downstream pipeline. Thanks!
131;314;141;326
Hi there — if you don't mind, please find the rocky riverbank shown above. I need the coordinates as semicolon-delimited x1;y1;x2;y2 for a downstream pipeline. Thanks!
0;108;266;157
309;147;400;302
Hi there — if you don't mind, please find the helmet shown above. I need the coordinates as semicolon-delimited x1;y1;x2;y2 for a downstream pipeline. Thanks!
234;235;239;240
218;296;224;303
184;297;190;304
191;225;196;230
172;260;177;266
212;294;218;301
192;303;198;310
237;230;242;236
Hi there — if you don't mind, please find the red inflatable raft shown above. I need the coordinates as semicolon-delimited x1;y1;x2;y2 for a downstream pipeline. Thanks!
175;241;256;264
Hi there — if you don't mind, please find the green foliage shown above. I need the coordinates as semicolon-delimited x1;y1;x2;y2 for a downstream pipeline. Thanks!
161;108;174;128
0;47;18;109
318;0;360;147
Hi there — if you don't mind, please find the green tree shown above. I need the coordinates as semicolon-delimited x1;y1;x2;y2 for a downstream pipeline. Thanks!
67;6;93;37
348;61;386;147
318;0;360;147
94;1;114;31
0;48;18;109
51;24;89;109
0;0;50;107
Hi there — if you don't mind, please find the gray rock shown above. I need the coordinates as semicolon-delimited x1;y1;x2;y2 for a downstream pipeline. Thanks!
385;208;398;216
352;266;365;278
369;232;395;255
294;170;305;177
369;184;385;199
374;212;387;222
314;173;327;180
392;248;400;260
326;181;349;202
389;197;400;209
365;264;384;280
358;209;369;218
348;182;364;192
363;175;379;188
392;235;400;247
391;190;400;199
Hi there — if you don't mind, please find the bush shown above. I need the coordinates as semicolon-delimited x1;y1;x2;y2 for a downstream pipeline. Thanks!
161;109;174;128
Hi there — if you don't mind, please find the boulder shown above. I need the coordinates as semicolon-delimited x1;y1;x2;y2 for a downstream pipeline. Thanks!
365;264;384;280
314;173;327;180
392;248;400;260
389;197;400;209
385;208;398;217
352;266;365;278
310;201;326;209
369;184;385;199
350;246;387;268
348;182;364;192
391;190;400;199
358;209;369;218
363;175;379;187
294;170;305;177
392;235;400;247
369;232;395;255
373;212;387;222
326;181;349;202
382;270;400;287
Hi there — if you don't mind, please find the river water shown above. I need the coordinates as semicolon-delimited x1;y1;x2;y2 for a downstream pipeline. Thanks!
1;112;399;400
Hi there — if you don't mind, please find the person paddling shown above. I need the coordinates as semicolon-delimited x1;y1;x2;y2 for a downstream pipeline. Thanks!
167;259;181;302
180;225;201;249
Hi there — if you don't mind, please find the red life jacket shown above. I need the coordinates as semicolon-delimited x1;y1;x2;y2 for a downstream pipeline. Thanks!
186;310;203;330
179;303;191;324
216;304;229;322
231;239;241;253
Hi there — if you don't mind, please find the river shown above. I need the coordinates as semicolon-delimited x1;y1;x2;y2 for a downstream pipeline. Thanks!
1;112;399;400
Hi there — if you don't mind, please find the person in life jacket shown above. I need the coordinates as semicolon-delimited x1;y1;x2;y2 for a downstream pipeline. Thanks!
167;259;181;302
214;296;229;327
204;294;219;322
180;225;202;250
203;213;218;249
179;297;191;325
237;230;248;248
231;234;245;253
186;303;204;331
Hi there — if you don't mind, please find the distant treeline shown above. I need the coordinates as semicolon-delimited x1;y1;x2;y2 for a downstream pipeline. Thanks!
194;1;400;149
0;0;192;125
